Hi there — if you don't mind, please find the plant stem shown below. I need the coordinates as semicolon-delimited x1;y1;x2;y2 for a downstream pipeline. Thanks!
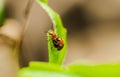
0;45;19;77
0;19;22;77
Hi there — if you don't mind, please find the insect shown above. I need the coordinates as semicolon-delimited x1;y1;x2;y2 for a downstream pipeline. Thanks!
48;30;64;50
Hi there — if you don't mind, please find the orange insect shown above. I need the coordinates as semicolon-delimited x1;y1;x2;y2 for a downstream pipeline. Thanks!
48;30;64;50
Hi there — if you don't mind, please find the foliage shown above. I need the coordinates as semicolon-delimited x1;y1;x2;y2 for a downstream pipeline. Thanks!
19;0;120;77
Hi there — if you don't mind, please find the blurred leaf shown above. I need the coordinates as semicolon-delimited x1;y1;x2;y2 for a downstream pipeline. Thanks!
36;0;67;65
68;62;120;77
19;62;80;77
19;62;120;77
0;0;5;26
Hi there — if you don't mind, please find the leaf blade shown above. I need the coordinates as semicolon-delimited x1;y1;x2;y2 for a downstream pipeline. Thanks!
37;0;67;65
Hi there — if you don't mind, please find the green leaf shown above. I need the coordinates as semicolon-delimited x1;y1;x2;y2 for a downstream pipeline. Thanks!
19;62;80;77
19;61;120;77
68;62;120;77
0;0;5;26
36;0;67;65
29;62;65;72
